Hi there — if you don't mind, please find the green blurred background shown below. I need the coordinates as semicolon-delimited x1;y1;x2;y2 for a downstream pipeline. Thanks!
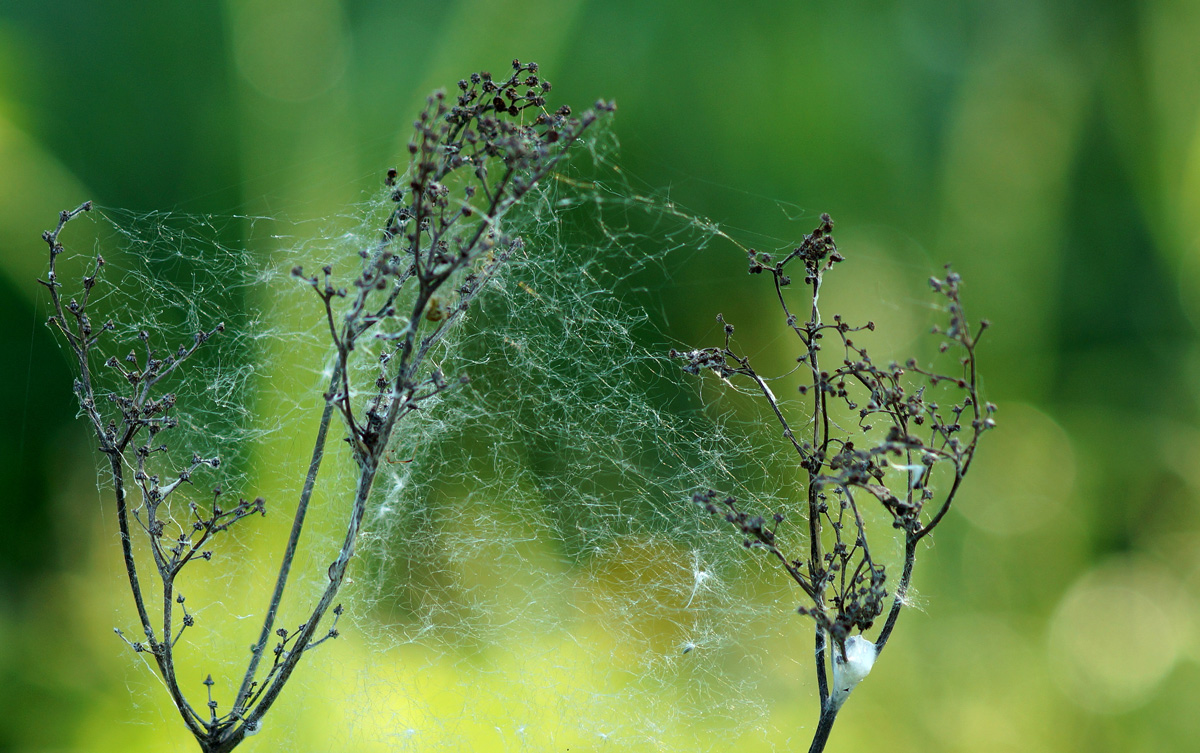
3;0;1200;751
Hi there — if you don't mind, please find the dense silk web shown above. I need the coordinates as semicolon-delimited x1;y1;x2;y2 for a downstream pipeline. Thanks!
58;124;950;751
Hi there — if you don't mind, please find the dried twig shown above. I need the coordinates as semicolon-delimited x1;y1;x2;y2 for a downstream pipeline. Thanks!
673;214;994;752
43;62;611;753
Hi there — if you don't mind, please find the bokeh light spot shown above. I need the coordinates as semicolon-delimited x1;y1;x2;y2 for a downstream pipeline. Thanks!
233;0;350;102
1047;557;1188;714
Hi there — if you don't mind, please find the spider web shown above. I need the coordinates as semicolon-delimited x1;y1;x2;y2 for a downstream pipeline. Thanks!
57;121;943;751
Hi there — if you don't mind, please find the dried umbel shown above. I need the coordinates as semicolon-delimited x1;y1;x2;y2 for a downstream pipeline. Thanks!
673;214;993;752
40;61;611;753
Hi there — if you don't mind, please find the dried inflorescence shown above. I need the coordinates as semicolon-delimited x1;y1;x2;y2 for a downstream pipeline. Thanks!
41;62;610;753
673;214;993;752
291;60;614;472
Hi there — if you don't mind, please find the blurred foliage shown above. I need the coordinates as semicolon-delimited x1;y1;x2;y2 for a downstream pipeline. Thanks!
3;0;1200;751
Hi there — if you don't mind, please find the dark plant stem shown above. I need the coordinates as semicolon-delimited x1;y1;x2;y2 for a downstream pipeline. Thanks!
213;455;380;752
875;535;917;651
814;628;829;705
232;371;340;714
807;703;840;753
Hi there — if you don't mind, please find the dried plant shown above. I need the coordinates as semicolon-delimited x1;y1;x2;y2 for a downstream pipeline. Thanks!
39;62;611;753
672;214;994;752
